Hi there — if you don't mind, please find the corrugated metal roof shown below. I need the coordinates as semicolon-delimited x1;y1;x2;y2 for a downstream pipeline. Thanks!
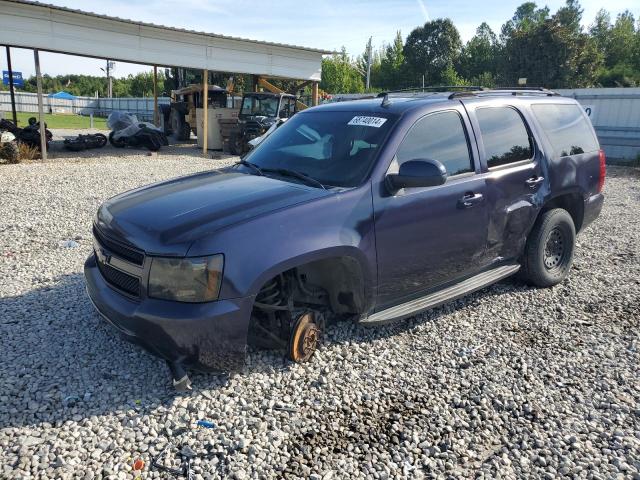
5;0;333;55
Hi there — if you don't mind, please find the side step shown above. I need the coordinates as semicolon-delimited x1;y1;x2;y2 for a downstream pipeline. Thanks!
361;264;520;326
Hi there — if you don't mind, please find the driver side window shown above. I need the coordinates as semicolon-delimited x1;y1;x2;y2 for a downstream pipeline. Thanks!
396;111;474;176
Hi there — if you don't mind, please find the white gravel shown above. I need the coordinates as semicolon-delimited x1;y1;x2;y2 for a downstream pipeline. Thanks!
0;145;639;479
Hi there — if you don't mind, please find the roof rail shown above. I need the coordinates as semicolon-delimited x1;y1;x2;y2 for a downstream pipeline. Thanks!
448;87;560;99
377;85;484;97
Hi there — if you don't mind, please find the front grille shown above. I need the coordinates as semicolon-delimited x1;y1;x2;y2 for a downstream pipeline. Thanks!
97;260;141;297
93;226;144;265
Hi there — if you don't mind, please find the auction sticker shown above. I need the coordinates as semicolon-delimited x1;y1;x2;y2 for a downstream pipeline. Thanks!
348;116;387;128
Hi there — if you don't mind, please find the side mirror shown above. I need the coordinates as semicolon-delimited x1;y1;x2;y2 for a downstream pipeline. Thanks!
386;159;447;193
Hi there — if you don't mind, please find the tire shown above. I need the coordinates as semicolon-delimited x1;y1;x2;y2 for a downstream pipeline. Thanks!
229;132;243;156
521;208;576;287
108;131;126;148
170;109;190;141
94;133;108;148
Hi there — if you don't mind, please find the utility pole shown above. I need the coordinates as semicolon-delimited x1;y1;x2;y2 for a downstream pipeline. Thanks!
101;60;114;97
365;36;372;90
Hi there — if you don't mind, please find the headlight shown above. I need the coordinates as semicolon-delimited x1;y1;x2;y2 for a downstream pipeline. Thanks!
148;255;223;303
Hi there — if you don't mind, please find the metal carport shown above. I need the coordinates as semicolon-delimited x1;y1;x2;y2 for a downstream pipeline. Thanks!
0;0;331;156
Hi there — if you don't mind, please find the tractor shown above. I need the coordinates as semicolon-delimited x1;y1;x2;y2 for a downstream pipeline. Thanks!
228;91;298;155
161;84;236;141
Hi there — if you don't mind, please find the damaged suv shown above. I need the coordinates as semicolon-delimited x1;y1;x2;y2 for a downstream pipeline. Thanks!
85;88;605;389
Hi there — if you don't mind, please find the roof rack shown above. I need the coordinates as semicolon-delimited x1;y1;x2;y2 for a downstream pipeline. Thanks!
448;87;560;99
377;85;484;97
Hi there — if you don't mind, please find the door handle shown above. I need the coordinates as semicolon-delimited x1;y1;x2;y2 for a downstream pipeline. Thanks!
459;192;484;208
525;176;545;188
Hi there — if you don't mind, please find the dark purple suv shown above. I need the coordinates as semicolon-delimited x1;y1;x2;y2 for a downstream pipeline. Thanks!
85;88;605;389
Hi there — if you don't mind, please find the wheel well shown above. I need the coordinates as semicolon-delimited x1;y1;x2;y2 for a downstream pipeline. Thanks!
248;257;366;348
255;256;366;316
541;193;584;232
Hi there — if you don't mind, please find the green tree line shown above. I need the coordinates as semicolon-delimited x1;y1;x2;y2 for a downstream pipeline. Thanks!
0;71;168;97
320;1;640;93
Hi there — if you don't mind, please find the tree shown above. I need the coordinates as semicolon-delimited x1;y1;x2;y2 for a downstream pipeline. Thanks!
378;31;408;90
589;9;640;86
555;0;583;34
403;19;462;86
458;23;499;83
606;11;636;68
589;9;611;54
501;1;602;88
127;71;164;97
440;64;468;86
320;47;365;93
500;2;550;39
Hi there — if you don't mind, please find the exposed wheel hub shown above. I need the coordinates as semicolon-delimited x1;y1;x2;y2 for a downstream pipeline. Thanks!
544;227;565;269
289;312;321;363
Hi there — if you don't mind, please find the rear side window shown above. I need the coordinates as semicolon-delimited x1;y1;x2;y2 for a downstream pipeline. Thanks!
396;111;473;176
531;103;599;157
476;107;533;168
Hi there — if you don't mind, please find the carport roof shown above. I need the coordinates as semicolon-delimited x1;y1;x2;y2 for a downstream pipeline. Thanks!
0;0;332;80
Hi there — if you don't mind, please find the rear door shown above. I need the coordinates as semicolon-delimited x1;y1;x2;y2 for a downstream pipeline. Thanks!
373;106;490;309
462;100;545;261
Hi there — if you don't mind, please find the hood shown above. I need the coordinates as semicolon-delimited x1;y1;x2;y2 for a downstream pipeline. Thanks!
96;171;330;256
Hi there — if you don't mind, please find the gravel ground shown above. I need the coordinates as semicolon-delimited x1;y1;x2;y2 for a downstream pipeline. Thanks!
0;147;639;479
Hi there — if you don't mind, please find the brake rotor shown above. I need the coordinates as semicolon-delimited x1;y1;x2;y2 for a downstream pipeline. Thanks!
288;312;321;363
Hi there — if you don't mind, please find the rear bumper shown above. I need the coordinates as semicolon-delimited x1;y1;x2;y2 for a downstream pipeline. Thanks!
84;254;254;372
582;193;604;231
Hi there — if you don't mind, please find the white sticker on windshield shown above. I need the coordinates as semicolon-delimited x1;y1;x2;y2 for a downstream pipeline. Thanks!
348;116;387;128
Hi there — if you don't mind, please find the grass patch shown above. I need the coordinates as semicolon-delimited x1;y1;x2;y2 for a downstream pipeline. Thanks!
5;112;108;130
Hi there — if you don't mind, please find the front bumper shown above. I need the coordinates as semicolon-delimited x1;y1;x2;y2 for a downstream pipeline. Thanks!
84;254;254;372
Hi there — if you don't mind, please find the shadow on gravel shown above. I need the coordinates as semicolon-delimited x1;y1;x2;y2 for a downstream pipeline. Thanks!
0;273;227;431
326;277;533;348
0;272;528;431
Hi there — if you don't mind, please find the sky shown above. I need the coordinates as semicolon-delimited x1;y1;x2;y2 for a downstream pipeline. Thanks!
1;0;638;79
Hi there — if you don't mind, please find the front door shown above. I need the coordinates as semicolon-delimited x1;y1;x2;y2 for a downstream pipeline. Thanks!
373;108;490;309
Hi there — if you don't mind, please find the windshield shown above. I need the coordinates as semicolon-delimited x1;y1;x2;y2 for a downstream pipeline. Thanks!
240;96;279;117
243;111;397;187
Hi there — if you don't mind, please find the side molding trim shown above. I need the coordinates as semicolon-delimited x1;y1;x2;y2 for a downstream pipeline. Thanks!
361;264;521;326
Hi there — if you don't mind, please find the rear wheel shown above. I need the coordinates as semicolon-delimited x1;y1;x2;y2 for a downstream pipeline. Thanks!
94;133;108;147
521;208;576;287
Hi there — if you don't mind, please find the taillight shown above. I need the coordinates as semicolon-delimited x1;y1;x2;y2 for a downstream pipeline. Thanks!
597;149;606;193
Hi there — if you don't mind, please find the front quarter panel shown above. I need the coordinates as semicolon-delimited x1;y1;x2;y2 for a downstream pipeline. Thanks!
187;185;377;310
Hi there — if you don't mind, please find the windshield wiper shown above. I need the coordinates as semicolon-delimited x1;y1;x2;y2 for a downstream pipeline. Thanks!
234;160;263;176
262;168;327;190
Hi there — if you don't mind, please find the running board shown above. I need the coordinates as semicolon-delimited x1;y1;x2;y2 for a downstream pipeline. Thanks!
361;264;520;325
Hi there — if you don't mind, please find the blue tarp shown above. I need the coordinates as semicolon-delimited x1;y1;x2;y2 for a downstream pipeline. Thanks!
48;91;75;100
